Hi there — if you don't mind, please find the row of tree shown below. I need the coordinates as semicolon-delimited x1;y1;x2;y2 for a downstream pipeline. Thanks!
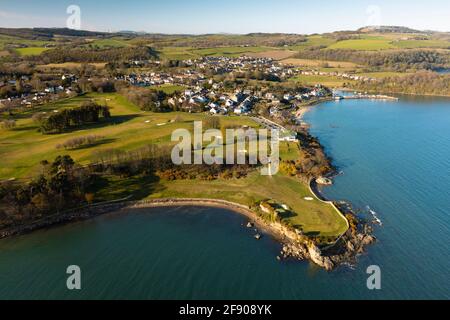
295;49;449;71
38;102;111;133
0;156;95;229
30;46;157;64
349;72;450;96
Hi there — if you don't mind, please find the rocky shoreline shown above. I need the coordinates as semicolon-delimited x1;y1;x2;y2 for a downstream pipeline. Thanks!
0;196;375;271
0;97;377;271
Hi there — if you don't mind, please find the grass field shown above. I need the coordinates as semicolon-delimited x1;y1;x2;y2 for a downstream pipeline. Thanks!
247;50;296;60
158;46;279;60
15;47;50;56
152;84;185;94
149;172;348;237
0;35;50;50
281;58;358;69
158;47;199;60
36;62;107;71
357;71;411;79
328;39;396;50
287;35;337;51
0;93;254;179
392;40;450;49
289;74;353;87
85;38;130;48
0;93;348;238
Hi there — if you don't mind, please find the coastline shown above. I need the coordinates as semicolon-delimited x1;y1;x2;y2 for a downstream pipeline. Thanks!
339;87;450;98
0;96;376;271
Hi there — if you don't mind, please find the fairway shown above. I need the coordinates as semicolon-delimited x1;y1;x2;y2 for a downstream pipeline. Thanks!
0;92;348;239
0;93;255;179
148;172;349;237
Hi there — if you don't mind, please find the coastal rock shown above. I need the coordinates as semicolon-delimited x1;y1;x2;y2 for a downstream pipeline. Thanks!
308;244;334;271
361;235;376;246
346;241;355;252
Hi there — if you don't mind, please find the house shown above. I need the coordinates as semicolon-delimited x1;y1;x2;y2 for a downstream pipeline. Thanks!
278;130;298;142
225;99;235;107
283;93;294;101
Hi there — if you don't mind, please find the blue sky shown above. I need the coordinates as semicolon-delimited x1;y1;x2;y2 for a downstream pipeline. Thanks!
0;0;449;34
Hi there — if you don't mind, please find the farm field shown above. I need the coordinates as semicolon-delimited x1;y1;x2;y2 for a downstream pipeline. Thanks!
289;74;354;87
328;38;396;50
281;58;359;69
15;47;50;56
392;39;450;49
36;62;108;71
287;35;337;50
84;38;131;48
247;50;296;60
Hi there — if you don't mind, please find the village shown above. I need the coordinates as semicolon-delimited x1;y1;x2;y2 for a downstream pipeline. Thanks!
0;55;334;140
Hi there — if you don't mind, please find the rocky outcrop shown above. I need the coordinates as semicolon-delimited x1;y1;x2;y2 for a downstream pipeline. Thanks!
308;244;334;271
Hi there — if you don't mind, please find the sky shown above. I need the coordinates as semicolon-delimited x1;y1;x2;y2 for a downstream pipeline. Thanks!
0;0;449;34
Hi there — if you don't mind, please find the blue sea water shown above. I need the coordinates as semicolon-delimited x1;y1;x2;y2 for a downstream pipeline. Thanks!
0;96;449;300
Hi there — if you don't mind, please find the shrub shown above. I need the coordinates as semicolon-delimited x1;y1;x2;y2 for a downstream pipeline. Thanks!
1;119;16;129
56;135;104;150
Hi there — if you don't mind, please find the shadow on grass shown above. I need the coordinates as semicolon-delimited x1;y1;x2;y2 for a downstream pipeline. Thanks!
42;115;140;135
90;173;165;202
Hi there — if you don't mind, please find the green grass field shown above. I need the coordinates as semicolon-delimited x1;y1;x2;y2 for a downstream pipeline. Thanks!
0;35;50;50
0;93;254;179
149;172;348;237
15;47;50;56
392;39;450;49
287;35;337;51
328;39;396;50
158;46;278;60
85;38;131;48
152;84;185;94
289;74;353;87
0;93;348;238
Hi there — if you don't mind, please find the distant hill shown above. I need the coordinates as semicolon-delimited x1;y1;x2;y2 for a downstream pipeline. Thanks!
0;27;112;40
358;26;423;34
